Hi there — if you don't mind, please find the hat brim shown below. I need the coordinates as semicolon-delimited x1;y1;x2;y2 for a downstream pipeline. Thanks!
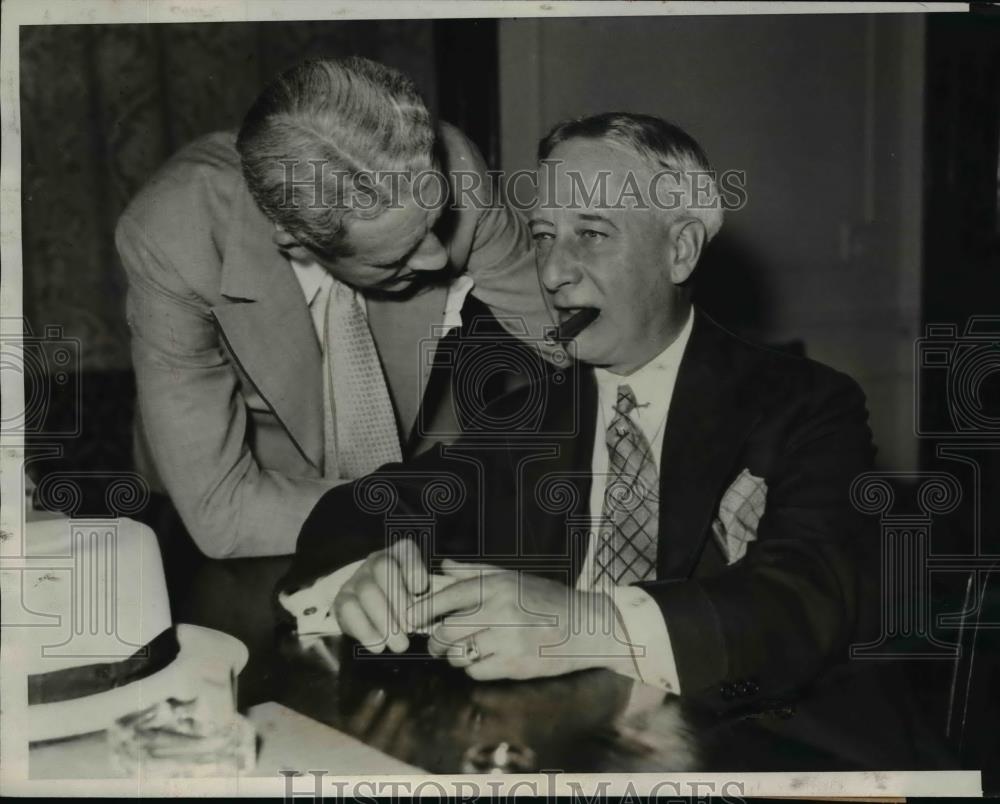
28;624;249;744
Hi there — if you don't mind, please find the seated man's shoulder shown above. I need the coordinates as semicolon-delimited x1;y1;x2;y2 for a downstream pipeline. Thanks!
709;315;868;413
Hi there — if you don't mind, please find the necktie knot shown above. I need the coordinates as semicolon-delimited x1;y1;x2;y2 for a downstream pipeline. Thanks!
332;279;357;306
615;384;638;417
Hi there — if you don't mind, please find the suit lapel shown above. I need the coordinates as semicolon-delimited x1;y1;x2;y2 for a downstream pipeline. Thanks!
656;311;764;579
211;183;324;469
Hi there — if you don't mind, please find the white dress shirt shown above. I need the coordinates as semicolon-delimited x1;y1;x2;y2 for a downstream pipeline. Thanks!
576;309;694;694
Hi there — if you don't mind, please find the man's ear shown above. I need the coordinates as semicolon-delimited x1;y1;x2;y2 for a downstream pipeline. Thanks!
272;227;313;262
665;216;707;285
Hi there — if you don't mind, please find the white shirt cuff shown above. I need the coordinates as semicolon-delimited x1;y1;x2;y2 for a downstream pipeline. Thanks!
608;585;682;695
277;560;363;636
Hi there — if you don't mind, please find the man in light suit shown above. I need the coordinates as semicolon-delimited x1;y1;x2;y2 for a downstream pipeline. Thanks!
278;113;876;705
117;57;551;558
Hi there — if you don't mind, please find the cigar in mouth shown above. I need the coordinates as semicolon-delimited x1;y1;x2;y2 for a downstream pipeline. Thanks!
555;307;600;341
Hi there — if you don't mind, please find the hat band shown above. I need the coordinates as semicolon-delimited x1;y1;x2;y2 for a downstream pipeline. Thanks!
27;627;180;705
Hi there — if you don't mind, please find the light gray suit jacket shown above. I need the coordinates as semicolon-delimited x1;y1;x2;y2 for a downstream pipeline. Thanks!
117;124;549;558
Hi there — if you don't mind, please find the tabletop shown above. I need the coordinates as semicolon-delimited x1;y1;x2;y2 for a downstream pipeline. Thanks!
163;552;959;776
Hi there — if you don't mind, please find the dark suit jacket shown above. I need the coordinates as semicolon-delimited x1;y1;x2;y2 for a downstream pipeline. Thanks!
281;310;876;704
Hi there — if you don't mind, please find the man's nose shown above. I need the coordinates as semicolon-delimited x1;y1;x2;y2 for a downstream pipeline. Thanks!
538;240;580;293
405;233;449;273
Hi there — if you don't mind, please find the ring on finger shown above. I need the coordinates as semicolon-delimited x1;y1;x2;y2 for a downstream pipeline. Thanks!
465;634;481;663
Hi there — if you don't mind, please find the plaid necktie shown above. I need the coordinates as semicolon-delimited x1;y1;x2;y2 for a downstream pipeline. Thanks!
593;384;660;587
323;281;403;478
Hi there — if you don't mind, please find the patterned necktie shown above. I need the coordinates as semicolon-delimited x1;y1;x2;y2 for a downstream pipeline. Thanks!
593;384;660;587
323;281;403;478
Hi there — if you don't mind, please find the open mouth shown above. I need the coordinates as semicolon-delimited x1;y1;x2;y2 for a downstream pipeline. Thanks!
554;307;600;340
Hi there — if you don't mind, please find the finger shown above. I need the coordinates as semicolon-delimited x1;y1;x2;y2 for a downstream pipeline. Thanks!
408;576;491;630
433;634;473;665
392;538;429;597
335;594;385;652
431;617;492;651
410;573;461;626
441;628;495;668
357;581;409;654
428;622;488;658
375;554;412;639
465;655;508;681
441;557;505;576
443;642;474;668
427;631;448;657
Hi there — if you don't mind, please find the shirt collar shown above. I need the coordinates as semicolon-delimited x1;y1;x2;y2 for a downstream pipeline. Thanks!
289;256;476;333
288;256;332;308
593;308;694;411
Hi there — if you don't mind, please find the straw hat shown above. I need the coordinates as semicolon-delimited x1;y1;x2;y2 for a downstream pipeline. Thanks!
19;517;248;743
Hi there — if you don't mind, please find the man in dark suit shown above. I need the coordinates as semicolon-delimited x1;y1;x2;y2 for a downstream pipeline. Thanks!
279;112;876;703
117;57;552;558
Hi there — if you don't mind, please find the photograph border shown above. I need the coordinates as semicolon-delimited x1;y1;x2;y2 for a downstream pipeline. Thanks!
0;0;981;798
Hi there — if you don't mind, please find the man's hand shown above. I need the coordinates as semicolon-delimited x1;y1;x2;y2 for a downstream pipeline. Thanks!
333;538;428;653
412;558;634;681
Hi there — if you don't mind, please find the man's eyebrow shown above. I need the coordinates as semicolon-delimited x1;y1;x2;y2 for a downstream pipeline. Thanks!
576;213;620;230
528;216;553;227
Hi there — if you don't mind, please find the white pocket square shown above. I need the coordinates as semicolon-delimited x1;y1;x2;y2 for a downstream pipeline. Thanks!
711;468;767;565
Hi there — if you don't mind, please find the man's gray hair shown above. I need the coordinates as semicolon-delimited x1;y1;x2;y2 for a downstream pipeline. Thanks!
237;56;435;260
538;112;724;240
